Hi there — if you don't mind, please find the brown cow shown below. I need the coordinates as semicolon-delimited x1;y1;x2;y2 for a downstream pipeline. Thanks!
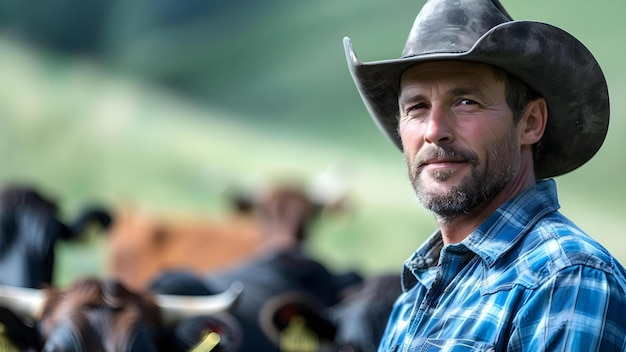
108;205;263;292
108;177;350;292
0;277;243;351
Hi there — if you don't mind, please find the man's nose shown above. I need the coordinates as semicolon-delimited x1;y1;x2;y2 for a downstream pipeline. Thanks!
423;106;454;145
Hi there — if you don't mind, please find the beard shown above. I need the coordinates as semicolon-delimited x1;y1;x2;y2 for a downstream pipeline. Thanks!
407;133;520;222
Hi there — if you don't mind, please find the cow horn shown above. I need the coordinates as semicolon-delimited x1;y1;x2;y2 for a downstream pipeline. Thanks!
0;285;45;321
155;281;244;326
307;165;351;207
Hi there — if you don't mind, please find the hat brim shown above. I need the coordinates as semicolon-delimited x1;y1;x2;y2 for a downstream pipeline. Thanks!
344;21;609;179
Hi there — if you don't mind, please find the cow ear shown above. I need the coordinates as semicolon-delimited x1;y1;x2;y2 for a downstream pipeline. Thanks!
0;306;43;350
174;312;243;352
0;327;21;352
68;206;113;236
258;291;336;348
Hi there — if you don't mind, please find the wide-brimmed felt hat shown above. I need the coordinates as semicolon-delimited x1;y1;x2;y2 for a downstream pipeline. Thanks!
343;0;609;179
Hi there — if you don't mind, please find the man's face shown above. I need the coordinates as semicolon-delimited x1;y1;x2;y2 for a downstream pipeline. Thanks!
398;60;521;220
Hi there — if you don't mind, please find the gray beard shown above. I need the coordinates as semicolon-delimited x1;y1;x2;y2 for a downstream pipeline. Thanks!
407;136;519;222
414;164;499;222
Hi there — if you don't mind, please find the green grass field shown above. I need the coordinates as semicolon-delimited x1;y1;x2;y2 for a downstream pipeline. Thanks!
1;0;625;287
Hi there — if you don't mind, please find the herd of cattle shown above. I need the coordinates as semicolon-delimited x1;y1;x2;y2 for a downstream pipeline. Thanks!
0;180;403;351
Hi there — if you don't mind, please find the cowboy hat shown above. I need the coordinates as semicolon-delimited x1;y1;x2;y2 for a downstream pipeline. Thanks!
344;0;609;178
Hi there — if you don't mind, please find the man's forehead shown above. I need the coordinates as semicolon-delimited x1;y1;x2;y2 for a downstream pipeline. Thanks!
398;60;505;99
400;60;500;81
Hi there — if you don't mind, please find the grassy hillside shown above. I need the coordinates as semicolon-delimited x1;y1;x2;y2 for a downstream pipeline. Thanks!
0;36;432;286
1;0;625;287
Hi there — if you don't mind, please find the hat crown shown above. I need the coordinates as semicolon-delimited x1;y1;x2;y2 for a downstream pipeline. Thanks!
402;0;513;58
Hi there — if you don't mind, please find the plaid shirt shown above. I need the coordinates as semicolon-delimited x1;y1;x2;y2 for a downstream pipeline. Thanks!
378;179;626;352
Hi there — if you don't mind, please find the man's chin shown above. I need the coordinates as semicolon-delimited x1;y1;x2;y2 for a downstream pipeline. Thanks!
414;182;468;214
425;203;466;222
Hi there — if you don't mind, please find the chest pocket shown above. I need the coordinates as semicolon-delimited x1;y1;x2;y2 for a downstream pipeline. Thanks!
386;339;495;352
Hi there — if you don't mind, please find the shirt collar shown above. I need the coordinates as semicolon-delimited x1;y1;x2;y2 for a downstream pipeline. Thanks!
401;179;561;291
402;231;443;290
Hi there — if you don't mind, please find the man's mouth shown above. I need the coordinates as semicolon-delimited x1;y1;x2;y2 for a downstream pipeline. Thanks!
419;158;466;169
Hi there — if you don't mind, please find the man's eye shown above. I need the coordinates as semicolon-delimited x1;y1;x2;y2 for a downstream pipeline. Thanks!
406;103;427;113
459;99;478;105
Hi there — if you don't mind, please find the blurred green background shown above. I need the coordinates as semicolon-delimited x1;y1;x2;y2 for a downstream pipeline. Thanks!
0;0;624;287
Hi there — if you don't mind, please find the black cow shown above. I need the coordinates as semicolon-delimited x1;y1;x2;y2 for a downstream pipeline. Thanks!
329;273;403;352
151;271;401;352
149;184;363;352
0;277;243;351
0;185;112;288
250;272;402;352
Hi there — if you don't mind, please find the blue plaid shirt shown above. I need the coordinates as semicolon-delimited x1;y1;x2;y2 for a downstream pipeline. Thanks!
378;180;626;352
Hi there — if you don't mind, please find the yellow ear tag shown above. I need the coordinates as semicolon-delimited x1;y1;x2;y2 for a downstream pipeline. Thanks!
0;324;19;352
279;315;319;352
189;330;221;352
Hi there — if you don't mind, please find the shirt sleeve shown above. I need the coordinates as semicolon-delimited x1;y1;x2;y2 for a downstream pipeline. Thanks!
508;264;626;352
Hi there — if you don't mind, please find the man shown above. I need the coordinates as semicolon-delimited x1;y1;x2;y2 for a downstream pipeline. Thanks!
343;0;626;351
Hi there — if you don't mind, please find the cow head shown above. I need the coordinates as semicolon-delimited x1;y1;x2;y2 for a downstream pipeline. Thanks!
0;278;243;351
230;171;352;252
0;185;112;288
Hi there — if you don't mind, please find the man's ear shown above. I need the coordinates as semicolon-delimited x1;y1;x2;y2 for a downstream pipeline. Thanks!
520;98;548;145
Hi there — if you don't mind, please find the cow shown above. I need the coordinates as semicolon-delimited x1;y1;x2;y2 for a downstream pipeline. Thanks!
150;271;400;352
0;277;244;351
107;201;263;292
329;273;403;352
148;183;363;352
108;173;352;292
245;272;402;352
0;184;112;288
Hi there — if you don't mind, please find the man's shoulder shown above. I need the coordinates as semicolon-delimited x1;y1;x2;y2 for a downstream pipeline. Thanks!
533;211;618;270
484;212;626;292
